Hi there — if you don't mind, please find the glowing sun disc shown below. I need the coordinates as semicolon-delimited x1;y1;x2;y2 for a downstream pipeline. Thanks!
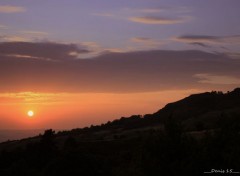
27;110;34;117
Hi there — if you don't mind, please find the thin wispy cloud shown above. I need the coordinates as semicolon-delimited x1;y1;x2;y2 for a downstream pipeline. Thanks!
174;35;221;44
130;37;163;49
1;31;49;43
129;16;191;24
124;7;163;14
0;5;26;13
131;37;152;43
173;35;240;54
174;35;240;45
0;25;8;29
0;92;66;105
194;74;240;85
103;48;125;53
223;35;240;44
126;6;192;26
21;31;49;36
73;41;104;58
224;52;240;59
0;42;89;61
5;54;55;62
139;8;163;13
190;42;209;48
93;5;192;27
0;35;30;42
124;6;191;14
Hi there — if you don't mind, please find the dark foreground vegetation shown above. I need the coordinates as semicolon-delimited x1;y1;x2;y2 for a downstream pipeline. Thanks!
0;88;240;176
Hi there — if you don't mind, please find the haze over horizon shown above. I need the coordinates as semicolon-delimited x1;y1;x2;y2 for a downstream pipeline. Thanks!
0;0;240;130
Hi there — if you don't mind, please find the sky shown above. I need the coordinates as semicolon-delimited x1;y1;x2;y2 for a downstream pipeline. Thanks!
0;0;240;130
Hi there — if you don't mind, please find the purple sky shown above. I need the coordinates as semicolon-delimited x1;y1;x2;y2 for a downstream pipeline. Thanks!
0;0;240;54
0;0;240;90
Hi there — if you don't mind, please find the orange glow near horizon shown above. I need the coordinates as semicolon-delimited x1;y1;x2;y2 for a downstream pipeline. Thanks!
0;89;203;130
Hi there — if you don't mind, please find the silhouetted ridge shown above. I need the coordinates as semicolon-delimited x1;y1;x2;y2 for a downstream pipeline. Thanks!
56;88;240;136
229;87;240;96
148;88;239;130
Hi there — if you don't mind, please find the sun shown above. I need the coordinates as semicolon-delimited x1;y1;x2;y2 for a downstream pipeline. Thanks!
27;110;34;117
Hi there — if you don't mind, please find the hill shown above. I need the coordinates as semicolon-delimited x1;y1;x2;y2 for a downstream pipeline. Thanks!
63;87;240;134
152;88;240;130
0;88;240;176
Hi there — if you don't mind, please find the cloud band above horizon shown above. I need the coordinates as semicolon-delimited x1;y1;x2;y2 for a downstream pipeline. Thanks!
0;41;239;93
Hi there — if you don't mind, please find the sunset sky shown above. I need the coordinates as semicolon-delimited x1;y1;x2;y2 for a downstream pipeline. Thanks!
0;0;240;130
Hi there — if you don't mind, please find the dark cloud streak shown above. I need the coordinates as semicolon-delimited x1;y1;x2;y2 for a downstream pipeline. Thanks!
190;42;210;48
0;42;89;61
175;35;240;44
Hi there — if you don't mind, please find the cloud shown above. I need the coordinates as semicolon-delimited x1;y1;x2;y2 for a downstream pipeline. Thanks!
223;35;240;44
92;8;164;19
5;54;55;62
131;37;152;43
173;35;240;55
124;6;191;14
0;42;89;61
92;6;192;26
0;25;8;29
0;35;30;42
190;42;209;48
174;35;220;44
72;42;104;58
0;92;65;105
129;16;190;24
139;8;162;13
21;31;49;36
224;52;240;59
0;31;49;42
194;74;240;85
132;8;163;13
130;37;163;49
174;35;240;45
0;43;239;93
126;6;192;25
0;5;26;13
103;48;124;53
